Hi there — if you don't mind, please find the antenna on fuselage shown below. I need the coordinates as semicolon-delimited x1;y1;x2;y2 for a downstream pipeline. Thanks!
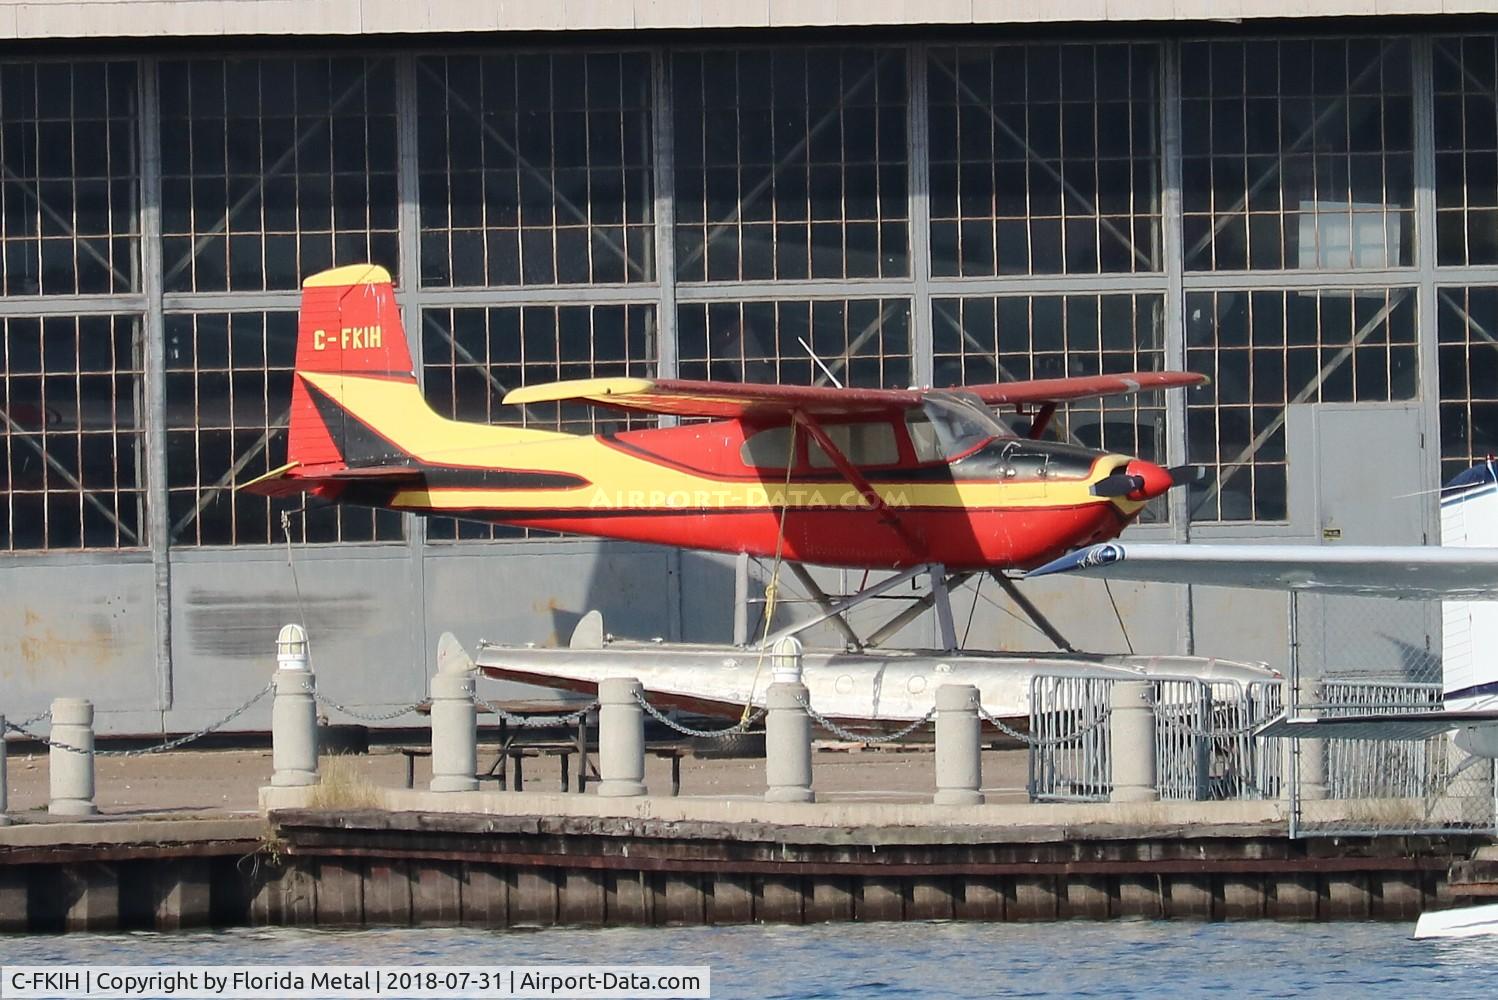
797;337;844;389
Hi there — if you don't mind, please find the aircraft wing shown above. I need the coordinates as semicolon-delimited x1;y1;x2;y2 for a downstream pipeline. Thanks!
1025;542;1498;600
502;372;1205;420
1257;711;1498;741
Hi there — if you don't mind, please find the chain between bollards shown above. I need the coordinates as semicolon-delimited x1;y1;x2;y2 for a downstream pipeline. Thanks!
634;691;765;738
793;693;935;745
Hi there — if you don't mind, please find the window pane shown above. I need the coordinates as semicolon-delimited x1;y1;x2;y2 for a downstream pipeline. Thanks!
0;62;139;295
159;58;398;292
1185;287;1417;522
417;52;654;288
1437;287;1498;484
1434;38;1498;265
672;48;908;282
1;314;144;550
1181;39;1414;271
676;298;911;389
928;44;1161;276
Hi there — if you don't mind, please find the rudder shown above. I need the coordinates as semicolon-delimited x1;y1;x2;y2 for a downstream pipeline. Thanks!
288;263;416;470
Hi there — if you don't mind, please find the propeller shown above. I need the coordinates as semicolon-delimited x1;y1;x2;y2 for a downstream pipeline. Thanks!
1165;464;1206;486
1090;471;1145;498
1090;462;1205;499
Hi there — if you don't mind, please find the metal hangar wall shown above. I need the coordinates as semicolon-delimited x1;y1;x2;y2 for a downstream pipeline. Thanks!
1;10;1495;731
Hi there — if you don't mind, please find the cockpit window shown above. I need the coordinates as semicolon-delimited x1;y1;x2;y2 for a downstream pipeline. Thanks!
907;393;1014;462
809;422;900;468
739;426;795;468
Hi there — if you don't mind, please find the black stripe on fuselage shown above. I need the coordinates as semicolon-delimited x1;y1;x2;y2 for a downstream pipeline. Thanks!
302;381;590;490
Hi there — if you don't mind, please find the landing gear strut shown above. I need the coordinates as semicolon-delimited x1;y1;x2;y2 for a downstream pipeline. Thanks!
733;554;1076;654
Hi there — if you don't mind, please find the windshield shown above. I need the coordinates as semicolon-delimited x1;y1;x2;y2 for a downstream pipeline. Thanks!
908;392;1014;461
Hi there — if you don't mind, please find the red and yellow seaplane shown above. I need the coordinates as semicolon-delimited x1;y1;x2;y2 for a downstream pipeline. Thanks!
245;263;1201;574
246;264;1258;723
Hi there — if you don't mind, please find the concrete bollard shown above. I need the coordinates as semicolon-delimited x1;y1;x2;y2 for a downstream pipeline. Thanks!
49;698;97;816
597;677;647;797
765;636;815;804
271;623;319;788
1109;680;1158;803
1294;675;1327;801
430;633;479;792
934;684;983;805
0;714;9;827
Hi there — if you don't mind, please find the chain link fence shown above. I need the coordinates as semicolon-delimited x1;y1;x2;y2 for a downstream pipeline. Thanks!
1287;592;1496;837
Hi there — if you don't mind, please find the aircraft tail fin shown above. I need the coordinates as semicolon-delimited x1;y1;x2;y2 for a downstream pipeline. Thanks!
286;263;420;471
1441;464;1498;711
239;263;430;498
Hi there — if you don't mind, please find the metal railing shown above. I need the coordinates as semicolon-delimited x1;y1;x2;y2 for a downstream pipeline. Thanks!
1321;681;1444;801
1027;672;1285;804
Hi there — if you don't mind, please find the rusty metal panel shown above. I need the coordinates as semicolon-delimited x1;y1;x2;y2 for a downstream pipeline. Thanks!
0;560;157;720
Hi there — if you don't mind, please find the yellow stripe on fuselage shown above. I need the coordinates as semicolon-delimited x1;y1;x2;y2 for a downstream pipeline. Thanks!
303;371;1144;515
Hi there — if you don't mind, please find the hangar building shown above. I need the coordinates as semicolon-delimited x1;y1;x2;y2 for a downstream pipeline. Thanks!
0;1;1489;731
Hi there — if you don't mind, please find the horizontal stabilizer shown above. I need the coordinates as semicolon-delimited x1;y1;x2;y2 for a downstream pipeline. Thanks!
1027;542;1498;600
1256;710;1498;741
239;461;423;498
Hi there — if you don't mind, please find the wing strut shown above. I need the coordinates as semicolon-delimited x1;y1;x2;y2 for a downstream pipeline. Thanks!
992;572;1077;652
1026;403;1057;440
785;562;868;651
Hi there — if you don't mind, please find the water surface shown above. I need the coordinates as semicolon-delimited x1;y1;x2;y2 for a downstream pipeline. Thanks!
3;921;1494;998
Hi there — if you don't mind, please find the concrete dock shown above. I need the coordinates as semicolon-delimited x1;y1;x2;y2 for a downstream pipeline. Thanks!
0;744;1484;932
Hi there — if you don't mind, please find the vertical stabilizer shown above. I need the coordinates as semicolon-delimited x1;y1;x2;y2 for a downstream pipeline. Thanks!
288;263;416;470
1441;464;1498;710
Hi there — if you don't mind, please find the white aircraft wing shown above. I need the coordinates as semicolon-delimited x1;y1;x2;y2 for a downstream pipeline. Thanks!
1025;542;1498;600
1257;711;1498;741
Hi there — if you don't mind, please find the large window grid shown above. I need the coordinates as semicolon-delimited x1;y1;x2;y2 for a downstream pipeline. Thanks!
416;53;655;288
1436;286;1498;485
163;311;404;546
0;314;144;550
672;47;909;283
927;44;1162;277
1180;38;1415;272
421;303;657;540
0;61;140;295
1434;38;1498;266
1184;287;1418;521
158;57;400;293
676;299;912;389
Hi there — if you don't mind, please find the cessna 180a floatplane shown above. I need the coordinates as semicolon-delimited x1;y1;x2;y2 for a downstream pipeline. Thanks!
245;263;1278;724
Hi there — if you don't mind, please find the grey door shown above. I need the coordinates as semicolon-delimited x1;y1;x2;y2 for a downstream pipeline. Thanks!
1305;403;1437;683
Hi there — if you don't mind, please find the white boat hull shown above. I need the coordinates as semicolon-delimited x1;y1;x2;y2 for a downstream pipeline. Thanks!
1415;902;1498;939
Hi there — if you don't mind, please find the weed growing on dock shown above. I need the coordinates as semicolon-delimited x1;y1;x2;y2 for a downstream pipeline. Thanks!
307;754;385;811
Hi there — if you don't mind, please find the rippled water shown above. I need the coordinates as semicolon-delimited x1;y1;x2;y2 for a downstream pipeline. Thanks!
4;921;1496;998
